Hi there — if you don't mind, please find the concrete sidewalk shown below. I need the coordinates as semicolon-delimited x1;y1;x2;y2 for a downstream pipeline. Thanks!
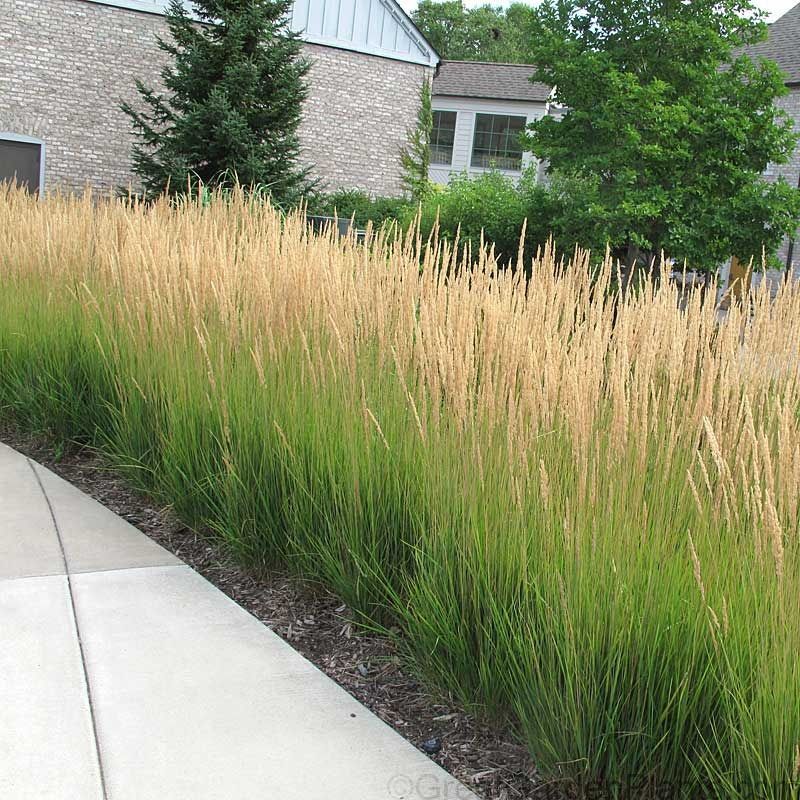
0;442;476;800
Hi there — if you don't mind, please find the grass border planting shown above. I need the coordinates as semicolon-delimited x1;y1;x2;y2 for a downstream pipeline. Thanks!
1;188;799;798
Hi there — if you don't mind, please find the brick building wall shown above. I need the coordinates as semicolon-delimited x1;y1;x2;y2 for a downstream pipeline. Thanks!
299;43;429;196
0;0;427;196
0;0;167;193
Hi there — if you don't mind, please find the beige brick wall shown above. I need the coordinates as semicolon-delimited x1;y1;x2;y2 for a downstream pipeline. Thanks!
0;0;167;193
0;0;428;196
299;43;430;196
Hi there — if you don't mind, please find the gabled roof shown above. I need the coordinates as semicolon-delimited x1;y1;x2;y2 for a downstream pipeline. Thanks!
744;2;800;85
432;60;552;103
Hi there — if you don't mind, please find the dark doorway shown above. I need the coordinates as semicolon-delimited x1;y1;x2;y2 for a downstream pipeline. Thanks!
0;138;43;194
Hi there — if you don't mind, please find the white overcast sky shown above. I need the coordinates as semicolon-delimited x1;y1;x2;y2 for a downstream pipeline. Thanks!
398;0;798;23
759;0;798;18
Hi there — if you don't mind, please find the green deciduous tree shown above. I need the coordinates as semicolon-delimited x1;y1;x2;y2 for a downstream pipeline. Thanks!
400;79;434;203
411;0;535;63
525;0;800;274
121;0;312;205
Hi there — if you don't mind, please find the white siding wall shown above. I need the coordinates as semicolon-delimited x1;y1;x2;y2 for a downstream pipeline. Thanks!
84;0;438;66
429;95;548;185
291;0;436;65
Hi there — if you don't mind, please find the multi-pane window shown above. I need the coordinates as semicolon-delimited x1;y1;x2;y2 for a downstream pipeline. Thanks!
431;110;457;165
470;113;526;171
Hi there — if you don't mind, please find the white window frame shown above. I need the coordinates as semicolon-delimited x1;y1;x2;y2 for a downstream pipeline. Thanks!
469;112;527;174
431;109;458;167
0;132;46;195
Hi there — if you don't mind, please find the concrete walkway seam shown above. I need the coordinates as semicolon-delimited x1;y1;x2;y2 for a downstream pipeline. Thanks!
28;457;110;800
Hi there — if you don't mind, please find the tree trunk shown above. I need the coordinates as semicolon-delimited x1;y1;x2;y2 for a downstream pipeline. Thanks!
625;242;640;271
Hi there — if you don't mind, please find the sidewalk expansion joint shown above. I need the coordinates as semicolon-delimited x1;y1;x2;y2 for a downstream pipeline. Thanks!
28;459;109;800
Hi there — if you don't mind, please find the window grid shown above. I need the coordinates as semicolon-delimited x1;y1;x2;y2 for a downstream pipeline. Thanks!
431;110;457;166
470;113;526;171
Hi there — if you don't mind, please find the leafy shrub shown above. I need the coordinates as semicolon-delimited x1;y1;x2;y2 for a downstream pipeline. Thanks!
310;172;603;270
308;189;414;229
544;171;622;261
418;169;559;268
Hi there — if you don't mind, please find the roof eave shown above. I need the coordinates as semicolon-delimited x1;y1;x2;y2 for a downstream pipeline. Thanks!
432;91;550;103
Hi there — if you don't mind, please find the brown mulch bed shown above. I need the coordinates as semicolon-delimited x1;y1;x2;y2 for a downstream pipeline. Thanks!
1;426;546;800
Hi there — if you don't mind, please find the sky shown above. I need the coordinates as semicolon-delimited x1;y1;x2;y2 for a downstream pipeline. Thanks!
760;0;798;18
397;0;798;23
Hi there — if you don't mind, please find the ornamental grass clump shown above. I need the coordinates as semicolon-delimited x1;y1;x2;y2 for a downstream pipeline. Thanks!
1;186;798;798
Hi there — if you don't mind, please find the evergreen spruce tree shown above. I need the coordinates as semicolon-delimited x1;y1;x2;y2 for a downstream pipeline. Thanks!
399;79;433;203
121;0;312;205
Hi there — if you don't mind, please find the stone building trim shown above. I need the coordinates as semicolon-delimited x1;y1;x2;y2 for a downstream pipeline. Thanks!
0;132;47;194
83;0;168;14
